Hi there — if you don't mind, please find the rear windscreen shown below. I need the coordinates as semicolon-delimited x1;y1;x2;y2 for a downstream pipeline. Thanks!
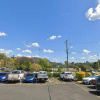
65;73;72;75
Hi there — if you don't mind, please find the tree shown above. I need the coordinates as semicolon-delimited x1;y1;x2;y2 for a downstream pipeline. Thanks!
14;57;34;71
31;63;42;71
38;58;51;70
92;62;99;70
0;53;7;60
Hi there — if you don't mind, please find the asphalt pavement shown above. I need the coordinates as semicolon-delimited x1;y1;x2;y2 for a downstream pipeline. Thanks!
0;81;100;100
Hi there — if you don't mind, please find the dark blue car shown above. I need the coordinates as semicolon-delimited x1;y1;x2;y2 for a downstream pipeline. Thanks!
0;72;9;82
23;73;35;83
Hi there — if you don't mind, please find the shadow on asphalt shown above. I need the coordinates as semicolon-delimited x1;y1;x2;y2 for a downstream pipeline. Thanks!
87;86;96;89
89;91;100;96
58;78;74;82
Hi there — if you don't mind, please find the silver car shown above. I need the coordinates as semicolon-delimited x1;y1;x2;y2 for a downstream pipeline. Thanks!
60;72;74;81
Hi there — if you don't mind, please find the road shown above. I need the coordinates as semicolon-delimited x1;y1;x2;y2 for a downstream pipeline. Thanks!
0;81;100;100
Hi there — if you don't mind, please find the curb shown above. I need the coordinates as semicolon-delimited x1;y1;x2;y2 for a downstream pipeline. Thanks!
77;81;82;83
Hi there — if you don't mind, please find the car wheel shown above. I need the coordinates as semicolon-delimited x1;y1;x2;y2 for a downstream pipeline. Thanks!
70;79;72;82
63;77;65;81
89;81;92;85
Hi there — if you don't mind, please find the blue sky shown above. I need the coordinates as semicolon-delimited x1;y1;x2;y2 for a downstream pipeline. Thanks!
0;0;100;63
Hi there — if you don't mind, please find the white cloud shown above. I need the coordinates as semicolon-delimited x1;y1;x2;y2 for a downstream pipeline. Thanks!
58;35;62;38
17;48;21;50
53;58;60;62
22;49;32;53
44;56;49;59
43;49;54;53
69;57;75;60
31;42;40;47
83;49;90;54
85;0;100;21
33;55;40;58
48;35;62;40
0;32;7;36
25;42;40;47
89;56;96;60
17;54;23;57
98;0;100;3
80;57;85;59
72;52;76;54
26;56;31;58
0;49;13;55
70;46;73;49
49;36;56;40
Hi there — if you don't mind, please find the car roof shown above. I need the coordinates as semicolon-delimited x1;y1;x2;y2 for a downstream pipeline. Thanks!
64;71;72;73
38;71;46;72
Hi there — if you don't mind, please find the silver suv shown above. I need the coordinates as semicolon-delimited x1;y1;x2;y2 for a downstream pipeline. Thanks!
60;72;74;81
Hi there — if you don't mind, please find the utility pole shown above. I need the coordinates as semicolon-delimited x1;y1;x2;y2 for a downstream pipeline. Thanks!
66;40;69;71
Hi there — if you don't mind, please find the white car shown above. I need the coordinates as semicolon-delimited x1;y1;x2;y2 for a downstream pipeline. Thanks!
82;75;99;85
60;71;74;81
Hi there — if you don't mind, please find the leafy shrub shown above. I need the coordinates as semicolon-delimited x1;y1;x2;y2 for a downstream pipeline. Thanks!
48;73;52;78
76;72;85;81
53;73;60;77
86;72;92;77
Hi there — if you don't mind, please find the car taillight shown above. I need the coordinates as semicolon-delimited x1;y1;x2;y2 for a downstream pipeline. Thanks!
18;75;19;78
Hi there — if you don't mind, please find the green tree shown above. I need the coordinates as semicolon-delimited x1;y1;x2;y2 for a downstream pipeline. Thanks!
38;58;51;70
93;62;99;70
31;63;42;71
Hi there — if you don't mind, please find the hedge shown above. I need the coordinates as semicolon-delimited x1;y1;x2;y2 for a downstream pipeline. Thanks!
86;72;92;77
53;73;61;77
76;72;85;81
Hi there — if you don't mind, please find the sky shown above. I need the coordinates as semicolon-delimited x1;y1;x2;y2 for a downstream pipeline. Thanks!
0;0;100;63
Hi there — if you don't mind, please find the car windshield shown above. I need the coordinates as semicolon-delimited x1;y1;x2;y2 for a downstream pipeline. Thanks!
89;75;96;78
12;71;20;74
0;73;8;76
38;72;47;74
25;74;34;79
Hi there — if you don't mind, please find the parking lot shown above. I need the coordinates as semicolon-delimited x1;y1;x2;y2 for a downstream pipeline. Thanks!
0;78;100;100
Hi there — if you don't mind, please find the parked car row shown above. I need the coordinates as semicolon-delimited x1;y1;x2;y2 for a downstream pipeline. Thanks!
0;70;49;83
82;75;100;91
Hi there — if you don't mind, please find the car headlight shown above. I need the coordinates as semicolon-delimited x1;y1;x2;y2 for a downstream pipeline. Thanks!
2;77;6;79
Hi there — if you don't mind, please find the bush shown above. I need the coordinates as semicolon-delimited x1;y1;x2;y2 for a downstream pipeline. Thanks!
86;72;92;77
48;73;52;78
53;73;60;77
76;72;85;81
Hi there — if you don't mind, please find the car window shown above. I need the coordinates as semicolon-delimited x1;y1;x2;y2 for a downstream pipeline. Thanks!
38;72;47;74
65;73;72;75
12;71;20;74
89;75;96;78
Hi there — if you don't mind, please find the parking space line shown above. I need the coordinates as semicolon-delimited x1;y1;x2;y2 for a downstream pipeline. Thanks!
74;83;100;99
74;83;89;92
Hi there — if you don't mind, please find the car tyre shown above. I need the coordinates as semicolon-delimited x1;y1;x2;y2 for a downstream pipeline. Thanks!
63;77;65;81
89;81;92;85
